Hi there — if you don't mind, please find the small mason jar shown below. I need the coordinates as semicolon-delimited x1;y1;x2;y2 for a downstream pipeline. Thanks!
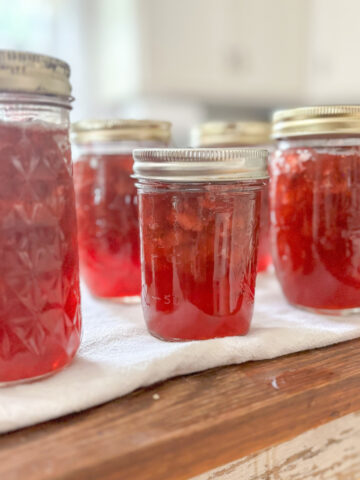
0;51;81;384
192;121;272;272
72;120;172;302
271;106;360;315
133;148;268;341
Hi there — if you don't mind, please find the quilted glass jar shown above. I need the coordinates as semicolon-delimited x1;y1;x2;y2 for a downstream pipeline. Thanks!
0;51;82;385
271;106;360;315
133;148;269;341
192;121;272;272
72;120;171;302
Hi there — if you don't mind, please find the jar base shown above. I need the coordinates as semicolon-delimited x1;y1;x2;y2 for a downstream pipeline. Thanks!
0;360;72;388
291;303;360;317
149;330;192;342
90;292;141;304
148;328;249;342
102;295;141;305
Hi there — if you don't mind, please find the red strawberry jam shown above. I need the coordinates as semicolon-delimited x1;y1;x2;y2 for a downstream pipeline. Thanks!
257;184;271;272
74;153;140;299
271;144;360;312
139;182;263;340
0;122;81;383
191;121;273;273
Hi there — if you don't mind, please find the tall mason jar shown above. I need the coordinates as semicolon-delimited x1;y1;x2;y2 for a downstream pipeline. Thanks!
0;51;82;384
192;121;273;272
133;148;268;341
72;120;172;302
271;106;360;315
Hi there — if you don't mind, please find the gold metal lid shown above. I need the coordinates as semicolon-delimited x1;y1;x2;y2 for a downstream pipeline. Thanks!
0;50;71;97
133;148;269;182
72;119;172;144
272;105;360;138
191;121;271;147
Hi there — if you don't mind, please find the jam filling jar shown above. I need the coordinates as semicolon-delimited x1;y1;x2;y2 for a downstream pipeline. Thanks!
133;148;268;341
192;121;272;272
0;51;81;384
271;106;360;315
72;120;171;302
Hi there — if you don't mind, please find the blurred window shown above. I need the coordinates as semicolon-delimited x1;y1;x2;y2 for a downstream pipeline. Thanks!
0;0;57;53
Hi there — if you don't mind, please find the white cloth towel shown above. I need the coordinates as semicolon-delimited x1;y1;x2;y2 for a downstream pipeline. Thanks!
1;272;360;434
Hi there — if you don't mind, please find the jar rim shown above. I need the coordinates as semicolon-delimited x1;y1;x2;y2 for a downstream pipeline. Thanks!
0;91;73;110
191;121;272;147
133;148;269;182
272;105;360;138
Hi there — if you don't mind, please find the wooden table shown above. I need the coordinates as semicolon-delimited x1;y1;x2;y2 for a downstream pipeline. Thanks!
1;338;360;480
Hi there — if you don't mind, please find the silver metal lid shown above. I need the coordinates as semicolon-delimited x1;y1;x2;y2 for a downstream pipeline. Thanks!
133;148;269;182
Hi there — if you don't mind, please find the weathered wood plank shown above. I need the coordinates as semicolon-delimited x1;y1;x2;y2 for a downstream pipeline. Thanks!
192;411;360;480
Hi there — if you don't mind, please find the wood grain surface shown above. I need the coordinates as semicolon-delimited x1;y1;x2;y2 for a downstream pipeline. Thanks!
192;411;360;479
1;338;360;480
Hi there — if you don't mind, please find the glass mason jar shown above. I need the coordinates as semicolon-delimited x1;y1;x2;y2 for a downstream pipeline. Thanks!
0;51;81;384
72;120;172;302
192;121;273;272
133;148;268;341
271;106;360;315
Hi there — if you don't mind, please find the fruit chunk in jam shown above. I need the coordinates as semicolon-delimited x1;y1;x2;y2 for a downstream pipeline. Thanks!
74;153;140;299
271;145;360;311
139;182;262;340
0;122;81;383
